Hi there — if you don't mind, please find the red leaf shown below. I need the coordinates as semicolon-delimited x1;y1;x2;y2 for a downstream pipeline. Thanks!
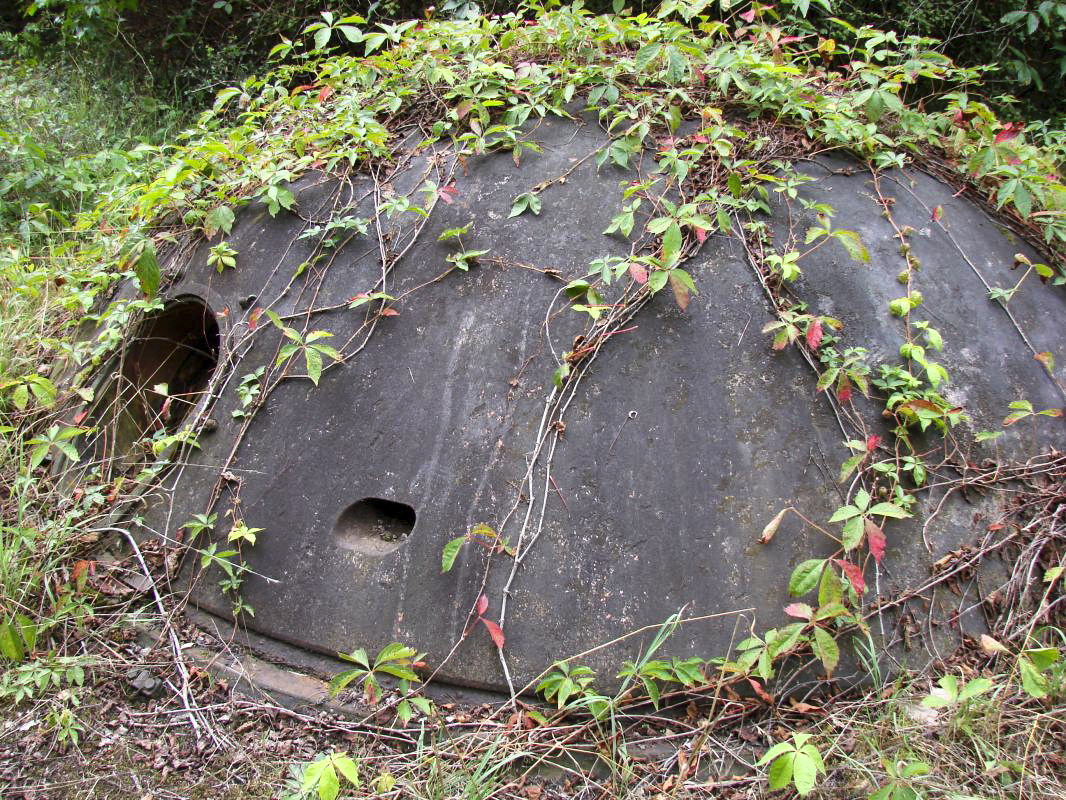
71;559;91;584
628;262;648;285
380;308;399;317
739;9;756;23
481;618;506;649
995;122;1021;143
476;593;489;616
952;108;977;128
932;205;943;223
317;85;334;103
248;307;263;330
73;410;89;426
437;185;458;205
693;226;708;245
669;273;691;312
747;678;774;704
834;558;866;594
865;519;886;564
865;434;881;452
784;603;812;620
898;398;942;415
836;383;852;404
456;100;473;120
805;319;823;350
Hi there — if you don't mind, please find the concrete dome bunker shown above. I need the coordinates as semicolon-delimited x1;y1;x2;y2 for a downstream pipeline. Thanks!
150;114;1066;696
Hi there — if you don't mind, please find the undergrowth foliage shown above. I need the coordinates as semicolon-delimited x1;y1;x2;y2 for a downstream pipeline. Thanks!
0;0;1064;796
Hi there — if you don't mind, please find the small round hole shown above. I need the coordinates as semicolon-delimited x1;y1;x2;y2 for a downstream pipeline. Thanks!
333;498;417;556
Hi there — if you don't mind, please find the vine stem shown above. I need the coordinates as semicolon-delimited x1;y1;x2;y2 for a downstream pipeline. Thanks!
109;526;229;748
886;174;1066;403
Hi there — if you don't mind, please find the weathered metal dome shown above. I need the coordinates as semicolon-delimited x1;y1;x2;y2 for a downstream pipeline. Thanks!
136;113;1065;695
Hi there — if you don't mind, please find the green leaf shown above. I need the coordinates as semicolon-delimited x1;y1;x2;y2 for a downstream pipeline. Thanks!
364;32;388;54
816;368;839;392
213;87;241;109
311;344;343;362
634;42;662;72
305;348;323;385
1013;182;1032;217
665;47;686;84
868;502;909;519
902;761;930;778
841;516;864;550
728;173;743;198
768;622;806;658
303;757;329;793
1024;647;1060;671
28;377;56;407
15;615;36;653
338;25;363;43
333;754;360;786
957;677;994;702
818;566;843;607
767;752;794;790
648;269;670;293
0;622;25;662
828;505;861;523
328;668;364;697
646;216;673;234
11;384;28;411
642;675;661;708
671;268;696;293
441;536;465;573
276;343;300;368
789;559;826;597
1018;655;1049;698
854;488;871;511
55;441;79;463
661;222;683;265
552;363;570;389
205;205;235;236
317;762;339;800
833;229;869;264
812;627;839;675
29;443;49;470
134;242;161;298
509;192;541;217
839;453;863;483
314;26;331;51
376;642;416;664
792;751;818;796
438;222;472;241
758;741;795;765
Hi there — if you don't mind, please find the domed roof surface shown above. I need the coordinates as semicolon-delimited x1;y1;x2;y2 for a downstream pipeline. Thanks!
148;113;1065;693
